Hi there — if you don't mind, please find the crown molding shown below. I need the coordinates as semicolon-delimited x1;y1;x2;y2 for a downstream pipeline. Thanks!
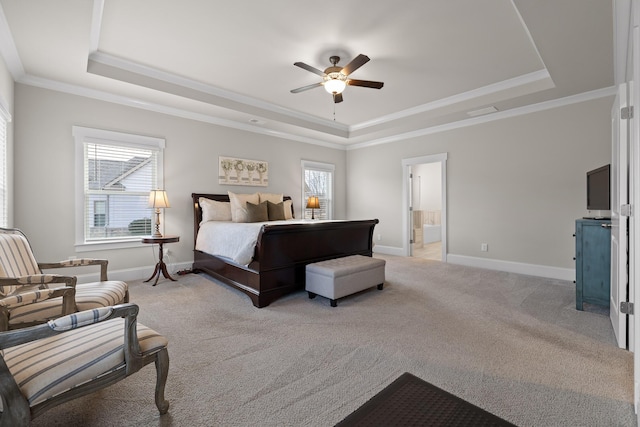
18;73;347;150
88;0;104;54
87;51;350;138
350;69;554;132
16;72;615;153
346;85;617;150
0;2;24;80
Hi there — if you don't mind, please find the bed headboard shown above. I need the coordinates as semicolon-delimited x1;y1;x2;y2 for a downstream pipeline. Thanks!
191;193;294;243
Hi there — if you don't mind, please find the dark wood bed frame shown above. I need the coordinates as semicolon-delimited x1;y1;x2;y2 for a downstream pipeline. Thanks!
191;193;379;308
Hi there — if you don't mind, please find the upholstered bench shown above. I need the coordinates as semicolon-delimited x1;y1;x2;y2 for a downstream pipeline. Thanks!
305;255;385;307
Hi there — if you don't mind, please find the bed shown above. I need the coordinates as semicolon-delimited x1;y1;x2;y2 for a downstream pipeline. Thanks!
191;193;379;308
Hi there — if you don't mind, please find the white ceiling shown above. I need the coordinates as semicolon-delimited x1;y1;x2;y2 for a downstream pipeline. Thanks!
0;0;614;148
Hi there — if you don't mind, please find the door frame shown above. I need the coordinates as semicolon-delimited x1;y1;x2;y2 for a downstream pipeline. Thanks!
402;153;448;260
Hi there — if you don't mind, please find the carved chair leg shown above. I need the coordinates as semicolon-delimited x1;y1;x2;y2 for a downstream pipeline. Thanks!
154;348;170;415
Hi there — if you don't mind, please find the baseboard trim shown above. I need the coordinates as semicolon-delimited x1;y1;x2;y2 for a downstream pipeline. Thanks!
76;256;574;284
373;245;405;256
447;254;574;281
373;245;574;281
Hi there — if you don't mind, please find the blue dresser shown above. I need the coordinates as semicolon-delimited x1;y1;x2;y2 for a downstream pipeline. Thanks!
575;218;611;310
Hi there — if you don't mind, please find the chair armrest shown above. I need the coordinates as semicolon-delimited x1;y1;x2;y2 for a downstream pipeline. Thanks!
39;258;109;281
0;286;75;309
0;285;76;332
0;274;77;290
0;303;139;349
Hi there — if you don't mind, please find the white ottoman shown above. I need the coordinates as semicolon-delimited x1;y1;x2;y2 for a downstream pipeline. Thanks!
305;255;386;307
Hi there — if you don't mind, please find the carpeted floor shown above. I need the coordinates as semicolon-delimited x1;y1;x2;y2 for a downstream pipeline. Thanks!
29;255;635;426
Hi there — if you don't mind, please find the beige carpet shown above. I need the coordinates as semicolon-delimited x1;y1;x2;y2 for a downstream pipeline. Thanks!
30;255;634;426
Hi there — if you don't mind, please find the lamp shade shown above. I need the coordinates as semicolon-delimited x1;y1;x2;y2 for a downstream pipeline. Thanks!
148;190;170;209
306;196;320;209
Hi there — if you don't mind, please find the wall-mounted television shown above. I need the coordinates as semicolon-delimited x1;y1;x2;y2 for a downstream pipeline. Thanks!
586;164;611;211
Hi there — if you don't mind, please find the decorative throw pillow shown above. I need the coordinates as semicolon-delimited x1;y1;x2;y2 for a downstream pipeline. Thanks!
199;198;232;222
267;201;286;221
258;193;283;204
283;199;294;219
246;201;269;222
228;191;259;223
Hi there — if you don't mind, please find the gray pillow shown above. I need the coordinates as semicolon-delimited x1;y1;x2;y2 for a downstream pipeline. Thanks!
246;201;269;222
267;201;286;221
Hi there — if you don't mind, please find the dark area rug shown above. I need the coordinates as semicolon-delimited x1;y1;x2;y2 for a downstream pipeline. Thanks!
335;372;517;427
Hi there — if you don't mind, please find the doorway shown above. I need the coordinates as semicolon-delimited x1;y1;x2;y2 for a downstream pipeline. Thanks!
402;153;448;261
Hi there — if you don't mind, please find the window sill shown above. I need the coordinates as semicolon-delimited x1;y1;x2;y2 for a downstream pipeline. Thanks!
75;239;146;252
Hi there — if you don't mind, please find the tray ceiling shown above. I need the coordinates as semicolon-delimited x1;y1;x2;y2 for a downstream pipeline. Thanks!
0;0;614;147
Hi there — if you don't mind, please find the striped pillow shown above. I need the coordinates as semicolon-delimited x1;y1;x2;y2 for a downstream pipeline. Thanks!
47;307;113;331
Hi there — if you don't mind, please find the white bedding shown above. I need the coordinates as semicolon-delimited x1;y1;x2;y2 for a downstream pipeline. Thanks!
196;219;306;266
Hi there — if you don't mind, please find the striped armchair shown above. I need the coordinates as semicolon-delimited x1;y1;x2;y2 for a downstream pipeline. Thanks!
0;303;169;425
0;228;129;330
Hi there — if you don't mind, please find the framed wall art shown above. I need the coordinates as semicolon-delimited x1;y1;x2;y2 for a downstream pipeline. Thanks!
219;156;268;186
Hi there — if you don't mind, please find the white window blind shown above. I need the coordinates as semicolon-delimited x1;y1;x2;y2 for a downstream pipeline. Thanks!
74;126;164;247
302;160;334;220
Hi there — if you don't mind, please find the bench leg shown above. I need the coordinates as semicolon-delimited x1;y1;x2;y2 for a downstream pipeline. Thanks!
330;299;337;307
377;283;384;290
308;291;316;299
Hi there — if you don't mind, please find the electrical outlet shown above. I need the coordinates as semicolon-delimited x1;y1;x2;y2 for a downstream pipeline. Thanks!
481;243;488;252
377;234;381;241
165;249;171;256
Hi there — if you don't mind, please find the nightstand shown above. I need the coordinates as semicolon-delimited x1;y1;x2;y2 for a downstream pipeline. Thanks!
141;235;180;286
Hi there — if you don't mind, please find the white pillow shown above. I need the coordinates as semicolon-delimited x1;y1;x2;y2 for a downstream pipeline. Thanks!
283;199;294;220
199;198;232;222
258;193;283;204
228;191;259;223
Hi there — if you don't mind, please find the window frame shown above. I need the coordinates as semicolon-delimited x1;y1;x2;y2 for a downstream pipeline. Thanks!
0;100;9;229
73;126;165;251
301;160;335;220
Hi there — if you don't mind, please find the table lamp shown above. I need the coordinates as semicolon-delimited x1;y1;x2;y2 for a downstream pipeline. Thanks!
148;190;170;237
306;196;320;220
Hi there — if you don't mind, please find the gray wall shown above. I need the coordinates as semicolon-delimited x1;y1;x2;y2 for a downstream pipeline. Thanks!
347;97;612;270
13;84;346;274
10;82;612;278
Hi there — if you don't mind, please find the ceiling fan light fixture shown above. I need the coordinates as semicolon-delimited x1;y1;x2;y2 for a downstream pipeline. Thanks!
323;73;347;94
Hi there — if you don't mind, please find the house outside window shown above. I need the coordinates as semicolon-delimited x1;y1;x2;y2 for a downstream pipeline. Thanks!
93;200;107;227
74;126;164;249
302;160;334;220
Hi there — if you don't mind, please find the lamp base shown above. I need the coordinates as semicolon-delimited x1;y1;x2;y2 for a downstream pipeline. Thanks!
153;209;163;237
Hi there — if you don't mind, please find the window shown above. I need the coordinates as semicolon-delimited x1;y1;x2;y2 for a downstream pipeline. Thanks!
302;160;334;220
74;126;164;249
0;101;10;228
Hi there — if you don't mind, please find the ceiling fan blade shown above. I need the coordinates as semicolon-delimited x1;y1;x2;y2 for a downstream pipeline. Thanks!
347;79;384;89
293;62;326;77
341;54;370;76
290;82;323;93
333;93;343;103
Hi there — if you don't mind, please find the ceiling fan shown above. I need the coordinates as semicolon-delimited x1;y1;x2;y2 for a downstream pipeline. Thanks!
290;54;384;103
